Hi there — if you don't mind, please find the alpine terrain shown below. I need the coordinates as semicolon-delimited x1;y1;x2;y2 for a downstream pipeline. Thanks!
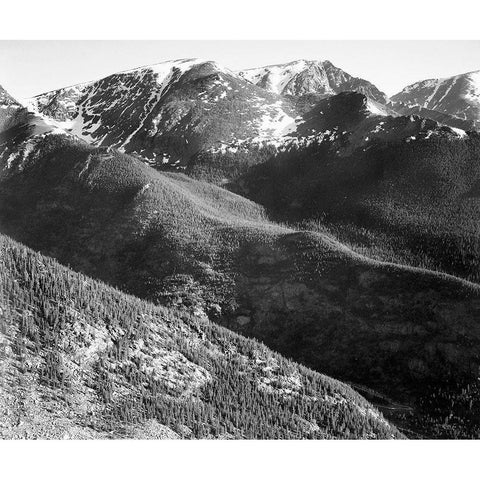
238;60;388;103
26;59;300;167
391;70;480;130
1;56;480;439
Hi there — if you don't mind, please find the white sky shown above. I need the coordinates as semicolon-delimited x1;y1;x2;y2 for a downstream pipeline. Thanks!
1;40;479;100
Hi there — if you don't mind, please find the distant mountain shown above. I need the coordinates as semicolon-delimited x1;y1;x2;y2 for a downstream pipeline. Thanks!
190;92;466;184
390;103;476;131
0;87;73;171
391;70;480;129
26;60;474;180
239;60;388;104
0;84;21;107
25;59;301;166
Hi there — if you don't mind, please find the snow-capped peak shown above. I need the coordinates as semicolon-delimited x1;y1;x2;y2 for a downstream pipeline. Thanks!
239;60;334;95
391;69;480;128
118;58;234;83
238;59;388;104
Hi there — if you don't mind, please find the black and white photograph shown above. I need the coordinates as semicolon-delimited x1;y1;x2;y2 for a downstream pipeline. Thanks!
0;1;479;478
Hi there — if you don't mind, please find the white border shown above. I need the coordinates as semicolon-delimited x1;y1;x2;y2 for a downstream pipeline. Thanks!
1;439;479;479
1;1;480;478
0;0;479;40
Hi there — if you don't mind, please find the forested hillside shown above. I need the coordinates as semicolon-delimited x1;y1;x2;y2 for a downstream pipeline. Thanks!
0;233;400;439
1;67;480;439
230;131;480;284
2;132;480;437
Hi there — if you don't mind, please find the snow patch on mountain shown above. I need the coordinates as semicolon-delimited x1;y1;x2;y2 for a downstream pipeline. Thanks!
27;106;103;146
391;70;480;128
24;58;245;154
239;59;387;103
24;85;85;119
240;60;318;95
464;71;480;104
449;127;467;138
366;99;390;116
254;100;298;139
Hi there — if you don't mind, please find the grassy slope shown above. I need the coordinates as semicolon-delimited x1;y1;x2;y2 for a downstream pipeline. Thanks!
1;134;480;437
0;233;399;439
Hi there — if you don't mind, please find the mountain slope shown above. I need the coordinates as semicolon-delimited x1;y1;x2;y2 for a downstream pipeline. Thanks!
391;70;480;129
390;104;476;131
25;59;300;166
228;123;480;289
239;60;388;103
1;233;401;439
2;131;480;437
0;84;28;132
225;94;480;281
189;92;465;185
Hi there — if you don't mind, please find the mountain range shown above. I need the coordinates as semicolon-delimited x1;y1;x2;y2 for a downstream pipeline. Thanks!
1;57;480;439
26;59;300;166
26;59;480;155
